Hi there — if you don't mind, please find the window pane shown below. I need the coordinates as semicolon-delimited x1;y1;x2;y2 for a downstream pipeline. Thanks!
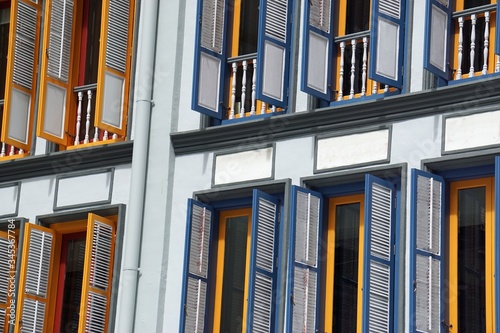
333;203;360;333
345;0;370;35
220;216;249;333
457;187;486;333
238;0;259;55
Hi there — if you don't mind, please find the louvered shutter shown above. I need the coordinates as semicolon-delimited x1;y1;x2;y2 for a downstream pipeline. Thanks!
424;0;452;80
180;199;213;333
94;0;134;136
255;0;292;108
14;224;55;333
246;190;280;332
36;0;76;145
301;0;335;100
0;231;12;333
191;0;228;119
287;186;322;333
362;175;395;333
369;0;406;88
410;169;444;333
1;0;42;151
495;157;500;333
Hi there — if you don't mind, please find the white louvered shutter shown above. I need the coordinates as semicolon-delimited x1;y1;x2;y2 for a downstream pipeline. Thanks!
78;214;116;333
301;0;335;100
181;200;213;333
14;224;55;333
362;175;395;333
369;0;406;88
412;170;444;333
288;186;322;333
37;0;76;145
247;190;280;332
0;232;11;333
256;0;292;108
424;0;452;80
1;0;41;151
191;0;228;119
95;0;134;136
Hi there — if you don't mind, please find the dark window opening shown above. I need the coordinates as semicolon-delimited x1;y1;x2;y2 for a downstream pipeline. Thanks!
345;0;370;35
238;0;259;55
79;0;102;86
0;5;10;101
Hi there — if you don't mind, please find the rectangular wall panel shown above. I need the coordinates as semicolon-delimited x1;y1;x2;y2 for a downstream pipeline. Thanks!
444;111;500;152
214;147;274;185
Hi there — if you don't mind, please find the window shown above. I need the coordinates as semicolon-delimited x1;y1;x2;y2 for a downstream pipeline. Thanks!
12;213;116;332
192;0;293;121
287;176;400;332
301;0;406;103
180;190;281;332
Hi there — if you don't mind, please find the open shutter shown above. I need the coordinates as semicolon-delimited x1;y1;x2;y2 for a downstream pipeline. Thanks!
78;214;115;333
369;0;406;88
14;224;55;333
496;3;500;55
495;157;500;332
180;199;213;333
191;0;228;119
94;0;135;136
247;190;280;332
36;0;76;145
362;175;394;333
287;186;322;332
256;0;292;108
0;231;12;332
424;0;452;80
1;0;41;151
301;0;335;100
410;169;444;333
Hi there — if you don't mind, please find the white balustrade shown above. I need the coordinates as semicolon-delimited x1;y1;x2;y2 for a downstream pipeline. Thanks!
469;14;477;77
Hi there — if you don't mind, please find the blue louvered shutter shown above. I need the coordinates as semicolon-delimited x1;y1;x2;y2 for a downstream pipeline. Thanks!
495;157;500;332
180;199;213;333
369;0;406;88
301;0;335;100
191;0;228;119
247;190;280;332
424;0;452;80
362;175;395;333
287;186;322;333
256;0;292;109
410;169;444;333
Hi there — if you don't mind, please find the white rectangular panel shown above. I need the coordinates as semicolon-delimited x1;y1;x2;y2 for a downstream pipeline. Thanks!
307;32;329;93
102;72;125;129
430;5;447;71
444;111;500;152
214;147;274;185
43;83;66;138
55;170;113;209
0;184;19;217
262;42;285;101
8;88;31;144
376;18;399;80
198;52;221;112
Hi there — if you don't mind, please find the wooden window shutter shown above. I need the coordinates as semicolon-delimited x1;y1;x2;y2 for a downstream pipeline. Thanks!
495;157;500;332
180;199;213;333
94;0;135;136
247;190;280;332
36;0;76;145
78;213;116;333
0;231;12;333
1;0;42;151
287;186;322;332
14;224;55;333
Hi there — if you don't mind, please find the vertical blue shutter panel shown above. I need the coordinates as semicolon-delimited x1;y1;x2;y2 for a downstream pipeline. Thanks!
287;186;323;332
496;3;500;55
369;0;406;88
180;199;213;332
495;157;500;332
424;0;452;80
301;0;335;100
247;190;280;333
256;0;292;108
191;0;228;119
362;175;395;333
410;169;445;333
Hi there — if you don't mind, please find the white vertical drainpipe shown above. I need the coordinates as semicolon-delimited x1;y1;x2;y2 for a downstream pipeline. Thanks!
115;0;159;331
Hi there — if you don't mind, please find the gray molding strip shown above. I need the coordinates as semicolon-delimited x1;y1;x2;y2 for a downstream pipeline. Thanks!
171;76;500;155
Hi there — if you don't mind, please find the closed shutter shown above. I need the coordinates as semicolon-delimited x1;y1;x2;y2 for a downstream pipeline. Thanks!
191;0;228;119
78;214;116;333
36;0;76;145
424;0;452;80
288;186;322;333
14;224;55;333
247;190;280;332
1;0;42;151
410;169;444;333
362;175;395;333
255;0;292;108
301;0;335;100
369;0;406;88
94;0;135;136
180;199;213;333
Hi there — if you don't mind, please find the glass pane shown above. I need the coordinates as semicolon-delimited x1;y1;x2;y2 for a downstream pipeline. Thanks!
457;187;486;333
238;0;259;54
220;216;249;333
345;0;370;35
332;202;360;333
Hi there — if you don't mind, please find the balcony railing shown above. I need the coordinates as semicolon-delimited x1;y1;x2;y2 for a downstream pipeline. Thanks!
0;99;24;158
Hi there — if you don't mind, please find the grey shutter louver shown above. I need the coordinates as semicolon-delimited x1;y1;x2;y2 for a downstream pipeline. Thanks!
21;299;46;332
106;0;129;73
47;0;73;82
0;234;9;332
13;2;37;90
85;293;107;332
200;0;224;54
185;278;207;333
0;308;5;330
188;205;211;278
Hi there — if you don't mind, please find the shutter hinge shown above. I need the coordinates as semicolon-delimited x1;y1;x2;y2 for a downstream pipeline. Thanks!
393;244;396;256
442;320;453;331
290;293;295;305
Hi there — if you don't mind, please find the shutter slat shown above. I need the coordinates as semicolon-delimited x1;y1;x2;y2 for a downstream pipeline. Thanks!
200;0;225;53
188;205;211;277
13;2;37;89
256;198;276;272
379;0;401;19
24;229;53;297
106;0;129;73
309;0;331;32
265;0;287;42
21;299;46;333
292;267;317;333
252;273;273;333
0;236;10;305
47;0;73;82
